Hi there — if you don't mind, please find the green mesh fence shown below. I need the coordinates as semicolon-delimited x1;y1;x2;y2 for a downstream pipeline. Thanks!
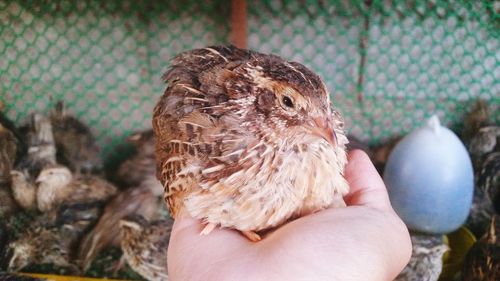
248;0;500;141
1;0;499;159
0;0;229;157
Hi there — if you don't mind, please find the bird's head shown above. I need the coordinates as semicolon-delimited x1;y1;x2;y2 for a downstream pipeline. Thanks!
412;235;450;258
238;57;344;148
7;241;33;272
10;170;28;184
119;214;148;238
35;166;73;187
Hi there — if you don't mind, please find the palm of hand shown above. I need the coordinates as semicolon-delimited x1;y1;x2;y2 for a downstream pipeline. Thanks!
167;150;412;281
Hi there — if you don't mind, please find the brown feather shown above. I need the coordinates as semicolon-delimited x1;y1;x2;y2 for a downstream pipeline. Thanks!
153;45;349;235
78;182;160;271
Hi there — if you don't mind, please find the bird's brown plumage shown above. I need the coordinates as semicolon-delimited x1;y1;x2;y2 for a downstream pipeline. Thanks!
153;45;349;237
35;166;117;213
114;130;157;188
119;215;172;281
462;215;500;281
50;101;102;175
78;182;161;271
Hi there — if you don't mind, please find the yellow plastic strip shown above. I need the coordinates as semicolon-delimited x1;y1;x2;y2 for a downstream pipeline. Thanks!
18;273;134;281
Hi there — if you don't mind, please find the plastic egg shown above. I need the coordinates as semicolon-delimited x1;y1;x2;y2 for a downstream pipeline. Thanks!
383;116;474;234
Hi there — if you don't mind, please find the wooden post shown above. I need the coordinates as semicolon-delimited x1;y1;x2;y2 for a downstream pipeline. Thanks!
230;0;247;48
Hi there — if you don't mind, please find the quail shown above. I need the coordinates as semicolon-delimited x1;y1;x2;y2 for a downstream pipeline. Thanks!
10;170;36;211
119;215;173;281
462;99;491;145
153;45;349;241
78;181;161;272
0;123;17;185
7;222;84;274
394;233;449;281
35;165;117;212
114;130;157;188
50;101;102;175
0;183;18;219
16;113;57;179
466;149;500;237
468;126;500;170
462;215;500;281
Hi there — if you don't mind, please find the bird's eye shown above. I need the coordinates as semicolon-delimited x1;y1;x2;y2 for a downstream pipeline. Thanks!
282;96;294;108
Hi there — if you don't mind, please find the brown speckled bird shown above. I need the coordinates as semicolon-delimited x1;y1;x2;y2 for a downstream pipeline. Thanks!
35;166;117;212
10;170;36;211
114;130;157;188
462;215;500;281
0;182;18;218
463;100;490;144
153;45;349;241
395;233;449;281
119;215;173;281
78;181;161;271
16;113;57;179
0;123;17;185
469;126;500;169
466;148;500;237
50;101;102;175
7;222;83;273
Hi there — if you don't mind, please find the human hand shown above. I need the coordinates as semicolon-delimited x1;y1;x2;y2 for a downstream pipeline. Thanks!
167;150;412;281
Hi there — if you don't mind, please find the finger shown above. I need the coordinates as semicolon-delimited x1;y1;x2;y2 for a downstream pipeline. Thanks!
343;149;392;210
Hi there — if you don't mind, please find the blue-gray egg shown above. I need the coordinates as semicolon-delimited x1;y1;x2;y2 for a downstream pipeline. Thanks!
383;116;474;234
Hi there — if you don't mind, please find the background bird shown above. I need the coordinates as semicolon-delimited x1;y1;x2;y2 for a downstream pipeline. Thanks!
0;217;8;268
78;181;162;272
119;215;172;281
50;101;102;175
16;113;57;179
35;165;117;213
468;126;500;170
468;150;500;238
462;100;491;145
0;123;17;185
7;222;83;274
462;215;500;281
0;183;19;219
113;130;157;188
10;170;36;211
394;233;449;281
153;45;349;241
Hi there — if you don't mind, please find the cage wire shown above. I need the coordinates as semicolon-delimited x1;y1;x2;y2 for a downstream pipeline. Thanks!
1;0;499;160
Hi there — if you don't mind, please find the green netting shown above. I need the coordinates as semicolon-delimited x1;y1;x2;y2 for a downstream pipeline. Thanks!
1;0;499;159
248;0;500;141
0;0;229;157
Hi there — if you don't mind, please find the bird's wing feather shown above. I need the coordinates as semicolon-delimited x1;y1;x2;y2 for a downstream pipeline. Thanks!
153;48;255;216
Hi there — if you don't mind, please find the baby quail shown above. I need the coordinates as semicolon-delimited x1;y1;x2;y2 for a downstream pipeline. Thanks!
462;100;491;145
114;130;157;188
467;151;500;237
35;166;117;212
16;113;57;178
462;215;500;281
50;101;102;175
153;45;349;241
468;126;500;169
10;170;37;211
395;233;449;281
0;123;17;185
78;181;161;271
7;223;82;273
120;215;173;281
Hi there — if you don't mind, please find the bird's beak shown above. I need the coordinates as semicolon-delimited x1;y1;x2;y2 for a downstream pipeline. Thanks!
35;175;44;185
307;117;337;147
